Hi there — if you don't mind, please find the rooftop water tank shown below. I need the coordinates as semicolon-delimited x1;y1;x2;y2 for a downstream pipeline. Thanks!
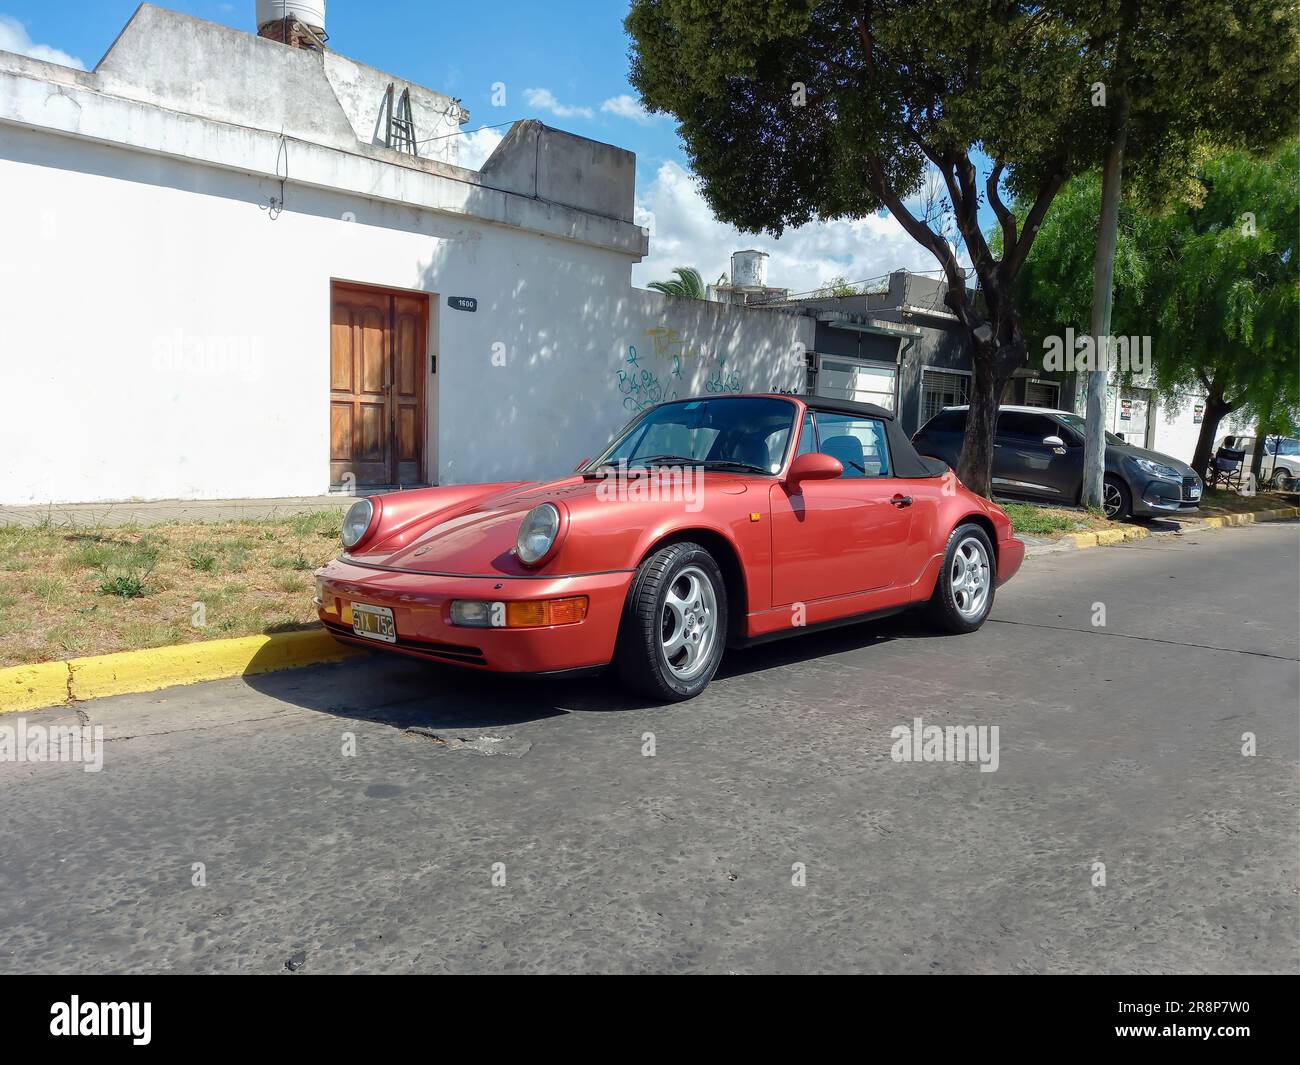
256;1;327;35
731;249;769;290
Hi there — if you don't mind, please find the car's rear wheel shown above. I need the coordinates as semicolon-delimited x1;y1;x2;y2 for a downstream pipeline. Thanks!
925;523;995;634
1103;475;1131;520
613;542;727;702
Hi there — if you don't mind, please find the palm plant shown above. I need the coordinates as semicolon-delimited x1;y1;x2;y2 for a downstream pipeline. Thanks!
647;266;706;299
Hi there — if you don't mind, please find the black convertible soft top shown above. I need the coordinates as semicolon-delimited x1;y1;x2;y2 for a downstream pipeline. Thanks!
803;396;949;479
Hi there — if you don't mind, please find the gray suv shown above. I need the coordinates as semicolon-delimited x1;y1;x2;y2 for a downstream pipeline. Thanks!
912;405;1203;520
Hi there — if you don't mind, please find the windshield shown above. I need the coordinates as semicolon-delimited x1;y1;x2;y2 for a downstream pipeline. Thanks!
1054;412;1125;446
1273;438;1300;456
590;397;798;474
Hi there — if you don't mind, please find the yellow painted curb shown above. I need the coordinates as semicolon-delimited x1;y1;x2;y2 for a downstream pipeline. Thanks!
0;629;358;715
1061;505;1297;551
1066;525;1150;550
1199;506;1300;529
0;661;73;714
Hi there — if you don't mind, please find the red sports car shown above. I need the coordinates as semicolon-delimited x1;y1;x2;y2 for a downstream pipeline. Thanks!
316;395;1024;701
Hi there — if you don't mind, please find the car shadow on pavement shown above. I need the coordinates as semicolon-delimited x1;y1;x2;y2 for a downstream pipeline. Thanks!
241;613;940;729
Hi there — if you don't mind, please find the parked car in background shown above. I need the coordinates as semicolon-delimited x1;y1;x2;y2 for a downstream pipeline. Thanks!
317;395;1025;702
913;405;1203;520
1213;435;1300;490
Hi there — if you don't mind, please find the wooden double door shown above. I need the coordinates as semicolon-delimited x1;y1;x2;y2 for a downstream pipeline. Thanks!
330;282;429;488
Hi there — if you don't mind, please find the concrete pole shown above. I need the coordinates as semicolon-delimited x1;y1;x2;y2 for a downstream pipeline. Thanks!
1081;128;1127;511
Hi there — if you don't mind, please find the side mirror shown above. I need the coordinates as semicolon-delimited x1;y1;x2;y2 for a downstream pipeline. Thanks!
787;452;843;487
1114;432;1126;442
574;457;590;472
1042;435;1065;449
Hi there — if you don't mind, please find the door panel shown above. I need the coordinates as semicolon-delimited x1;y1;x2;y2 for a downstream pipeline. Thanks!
993;411;1079;500
769;479;913;605
392;294;427;486
329;283;428;487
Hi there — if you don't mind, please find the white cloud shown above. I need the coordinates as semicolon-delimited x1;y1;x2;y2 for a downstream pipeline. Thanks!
523;87;593;120
631;161;965;296
600;94;657;126
458;125;505;170
0;15;85;69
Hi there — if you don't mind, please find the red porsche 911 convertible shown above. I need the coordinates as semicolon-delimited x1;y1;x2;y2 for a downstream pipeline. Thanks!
316;395;1024;701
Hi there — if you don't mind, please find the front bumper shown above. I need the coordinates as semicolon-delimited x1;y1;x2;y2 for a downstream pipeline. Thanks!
995;535;1025;585
315;559;633;673
1131;474;1202;517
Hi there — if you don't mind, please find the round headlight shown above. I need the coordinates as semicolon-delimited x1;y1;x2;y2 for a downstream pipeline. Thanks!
341;498;375;549
516;503;561;565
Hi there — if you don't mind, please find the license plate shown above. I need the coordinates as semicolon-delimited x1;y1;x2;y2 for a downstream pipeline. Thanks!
352;603;396;643
1188;485;1201;500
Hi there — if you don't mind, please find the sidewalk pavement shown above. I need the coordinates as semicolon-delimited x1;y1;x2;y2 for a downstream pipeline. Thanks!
0;496;351;528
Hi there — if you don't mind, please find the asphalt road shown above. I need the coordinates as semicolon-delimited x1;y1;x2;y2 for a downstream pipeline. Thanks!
1;523;1296;974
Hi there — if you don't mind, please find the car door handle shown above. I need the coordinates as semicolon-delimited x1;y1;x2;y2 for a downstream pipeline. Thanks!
891;494;913;508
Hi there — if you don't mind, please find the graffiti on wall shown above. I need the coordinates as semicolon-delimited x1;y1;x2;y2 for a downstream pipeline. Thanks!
613;327;742;413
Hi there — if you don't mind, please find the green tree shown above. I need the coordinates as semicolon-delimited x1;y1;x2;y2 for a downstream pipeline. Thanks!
647;266;707;299
1007;171;1159;362
1147;142;1300;476
814;275;860;298
626;0;1298;497
1013;142;1300;477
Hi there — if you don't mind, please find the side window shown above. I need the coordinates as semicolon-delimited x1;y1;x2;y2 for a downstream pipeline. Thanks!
795;412;817;457
997;412;1056;442
924;409;967;434
812;413;891;478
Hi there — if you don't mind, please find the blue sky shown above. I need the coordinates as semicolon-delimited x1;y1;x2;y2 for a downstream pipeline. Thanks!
0;1;978;293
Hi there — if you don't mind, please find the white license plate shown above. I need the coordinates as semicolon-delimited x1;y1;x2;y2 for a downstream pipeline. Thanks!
1188;485;1202;500
352;603;396;643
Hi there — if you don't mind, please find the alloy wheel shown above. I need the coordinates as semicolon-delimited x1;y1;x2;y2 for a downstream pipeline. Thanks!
950;536;991;621
1103;481;1123;519
660;565;718;681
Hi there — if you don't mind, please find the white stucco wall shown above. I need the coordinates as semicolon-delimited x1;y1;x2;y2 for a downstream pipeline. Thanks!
0;127;808;504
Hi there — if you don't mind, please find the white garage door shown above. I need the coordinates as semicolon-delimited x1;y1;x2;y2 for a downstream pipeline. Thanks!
817;356;897;411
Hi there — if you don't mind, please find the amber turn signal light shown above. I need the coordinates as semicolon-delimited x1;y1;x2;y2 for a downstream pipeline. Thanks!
450;596;588;628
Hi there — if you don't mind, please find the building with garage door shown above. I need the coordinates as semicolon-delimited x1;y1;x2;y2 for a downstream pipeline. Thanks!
766;271;1061;437
0;4;809;505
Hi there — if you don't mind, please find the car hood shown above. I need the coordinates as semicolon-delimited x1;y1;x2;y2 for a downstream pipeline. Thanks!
1109;441;1197;478
346;471;747;576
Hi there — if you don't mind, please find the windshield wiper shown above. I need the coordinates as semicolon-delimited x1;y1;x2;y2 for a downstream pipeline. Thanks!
626;454;702;468
703;460;771;474
582;455;700;478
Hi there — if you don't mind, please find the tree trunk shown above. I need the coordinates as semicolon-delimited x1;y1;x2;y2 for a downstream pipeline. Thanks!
957;347;999;498
956;331;1024;499
1249;427;1267;484
1190;389;1232;478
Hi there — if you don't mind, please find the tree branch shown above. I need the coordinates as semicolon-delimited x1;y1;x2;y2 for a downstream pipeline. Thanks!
1003;168;1066;278
986;161;1017;253
865;154;965;296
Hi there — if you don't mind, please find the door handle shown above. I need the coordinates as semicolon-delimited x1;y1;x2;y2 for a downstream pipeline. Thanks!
891;494;913;508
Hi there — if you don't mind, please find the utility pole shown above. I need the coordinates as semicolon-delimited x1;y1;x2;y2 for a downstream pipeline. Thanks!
1082;21;1133;513
1081;128;1126;510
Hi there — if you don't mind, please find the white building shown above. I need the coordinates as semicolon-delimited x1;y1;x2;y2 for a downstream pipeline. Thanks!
0;4;809;504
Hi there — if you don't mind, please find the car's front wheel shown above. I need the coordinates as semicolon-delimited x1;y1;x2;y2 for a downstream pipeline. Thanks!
613;542;728;702
1103;475;1132;520
1272;468;1293;492
925;523;995;633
